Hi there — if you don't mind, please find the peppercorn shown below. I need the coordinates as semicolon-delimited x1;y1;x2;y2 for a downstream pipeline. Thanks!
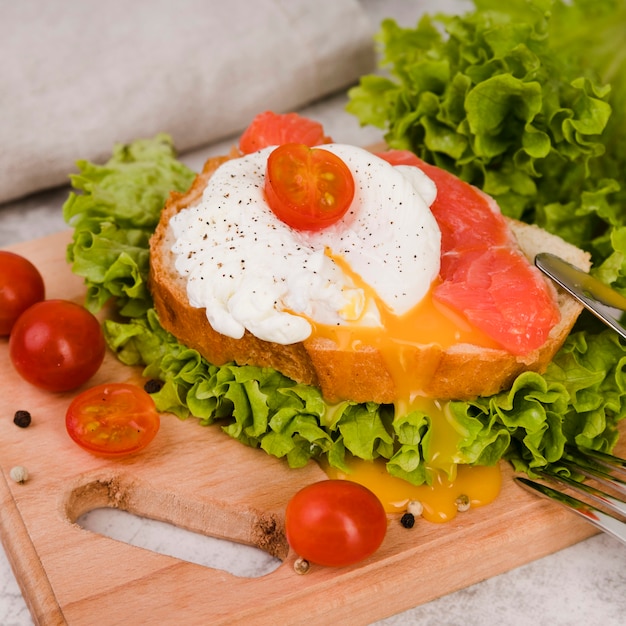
13;410;31;428
144;379;164;394
293;557;310;575
400;512;415;529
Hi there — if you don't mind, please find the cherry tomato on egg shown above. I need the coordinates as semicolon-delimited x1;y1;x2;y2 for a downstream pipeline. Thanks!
66;383;160;457
0;251;45;336
239;111;331;154
265;143;355;231
285;480;387;567
9;299;106;392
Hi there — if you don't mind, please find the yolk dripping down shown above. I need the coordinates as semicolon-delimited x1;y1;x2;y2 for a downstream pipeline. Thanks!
324;458;502;522
310;251;503;520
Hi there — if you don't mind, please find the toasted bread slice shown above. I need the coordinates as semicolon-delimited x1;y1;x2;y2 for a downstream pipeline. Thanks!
149;153;591;404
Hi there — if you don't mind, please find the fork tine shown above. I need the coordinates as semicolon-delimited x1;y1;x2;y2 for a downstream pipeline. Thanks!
515;446;626;546
515;477;626;546
566;447;626;482
558;459;626;499
538;468;626;518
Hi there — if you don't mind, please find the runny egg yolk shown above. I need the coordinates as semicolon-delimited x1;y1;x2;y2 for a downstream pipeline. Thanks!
310;251;503;521
324;457;502;522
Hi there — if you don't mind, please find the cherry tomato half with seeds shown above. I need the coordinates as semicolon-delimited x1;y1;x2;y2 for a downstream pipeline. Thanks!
0;251;45;336
285;480;387;567
9;299;106;392
66;383;160;457
265;143;355;231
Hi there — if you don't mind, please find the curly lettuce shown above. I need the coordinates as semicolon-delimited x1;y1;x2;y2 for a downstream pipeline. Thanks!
98;299;626;482
63;134;195;317
346;0;626;272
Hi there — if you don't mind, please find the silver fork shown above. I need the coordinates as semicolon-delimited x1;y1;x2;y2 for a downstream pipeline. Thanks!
515;447;626;545
522;253;626;544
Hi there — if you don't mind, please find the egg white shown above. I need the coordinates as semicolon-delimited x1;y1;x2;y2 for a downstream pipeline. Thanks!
169;144;441;345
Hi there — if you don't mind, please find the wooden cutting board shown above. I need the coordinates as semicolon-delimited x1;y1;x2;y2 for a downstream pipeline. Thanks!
1;230;622;626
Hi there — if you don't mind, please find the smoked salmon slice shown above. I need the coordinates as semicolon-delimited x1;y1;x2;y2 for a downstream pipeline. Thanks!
239;111;332;154
377;150;560;355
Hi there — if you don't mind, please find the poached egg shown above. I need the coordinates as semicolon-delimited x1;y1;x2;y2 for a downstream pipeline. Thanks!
169;144;441;345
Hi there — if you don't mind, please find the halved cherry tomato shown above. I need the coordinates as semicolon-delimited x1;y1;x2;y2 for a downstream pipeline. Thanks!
66;383;160;457
0;251;45;336
239;111;331;154
285;480;387;567
9;299;106;392
264;143;355;231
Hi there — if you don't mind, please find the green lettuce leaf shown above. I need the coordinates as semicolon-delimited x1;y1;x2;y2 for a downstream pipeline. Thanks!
347;0;626;272
101;302;626;483
64;134;195;316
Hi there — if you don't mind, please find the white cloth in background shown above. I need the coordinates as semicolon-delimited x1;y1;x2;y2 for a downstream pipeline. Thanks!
0;0;376;203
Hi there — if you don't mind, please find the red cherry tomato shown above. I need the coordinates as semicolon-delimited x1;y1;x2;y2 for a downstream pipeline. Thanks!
285;480;387;567
239;111;331;154
66;383;160;457
264;143;355;231
0;251;45;336
9;299;106;392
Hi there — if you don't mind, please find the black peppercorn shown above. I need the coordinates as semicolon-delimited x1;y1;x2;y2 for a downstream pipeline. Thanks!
400;512;415;529
144;379;164;394
13;410;32;428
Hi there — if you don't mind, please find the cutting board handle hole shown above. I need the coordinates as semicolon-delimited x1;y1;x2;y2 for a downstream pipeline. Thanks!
76;507;282;578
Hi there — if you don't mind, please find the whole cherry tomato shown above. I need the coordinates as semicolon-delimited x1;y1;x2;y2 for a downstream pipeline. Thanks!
239;111;330;154
264;143;355;231
9;299;106;392
0;250;45;336
66;383;160;457
285;480;387;567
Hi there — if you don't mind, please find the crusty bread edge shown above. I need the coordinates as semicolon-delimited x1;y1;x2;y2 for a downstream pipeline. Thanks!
149;154;591;404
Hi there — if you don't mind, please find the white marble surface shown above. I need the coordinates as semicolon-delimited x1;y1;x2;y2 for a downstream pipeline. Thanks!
1;1;625;624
